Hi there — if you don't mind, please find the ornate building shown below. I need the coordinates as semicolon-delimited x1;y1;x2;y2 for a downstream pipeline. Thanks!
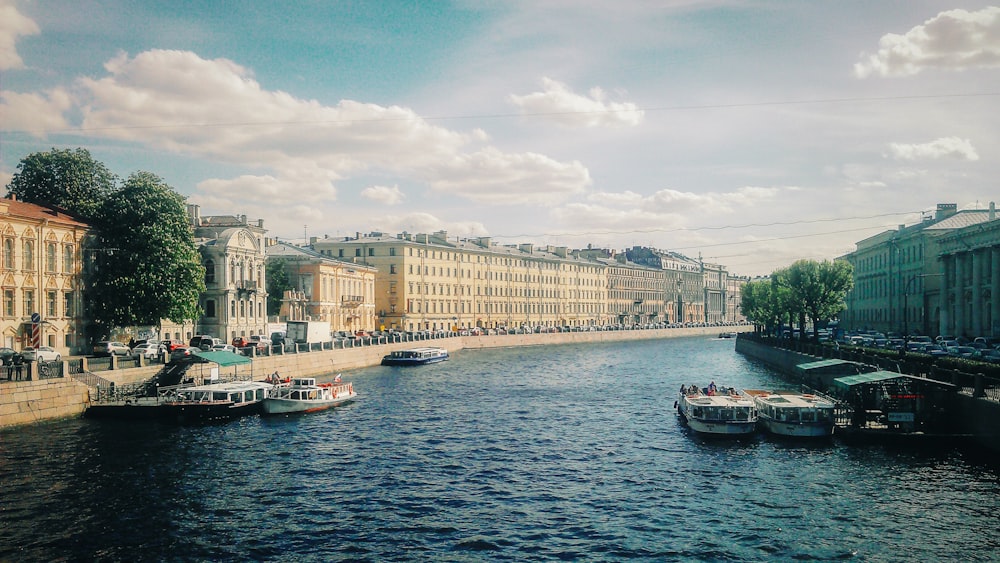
0;197;88;355
266;241;377;332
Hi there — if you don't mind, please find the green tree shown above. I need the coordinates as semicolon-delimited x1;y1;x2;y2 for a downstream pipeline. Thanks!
86;171;205;333
741;277;787;334
266;259;291;316
775;259;854;340
6;148;116;220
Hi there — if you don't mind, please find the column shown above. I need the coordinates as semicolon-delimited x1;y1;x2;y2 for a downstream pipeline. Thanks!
993;247;1000;337
940;254;951;337
972;249;983;337
954;253;966;338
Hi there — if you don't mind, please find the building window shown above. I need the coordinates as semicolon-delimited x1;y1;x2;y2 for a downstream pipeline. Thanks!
64;244;74;273
23;289;34;317
3;239;13;270
64;292;74;318
205;260;216;284
23;241;34;269
338;249;344;257
4;289;13;317
46;242;57;272
205;300;216;317
46;291;57;317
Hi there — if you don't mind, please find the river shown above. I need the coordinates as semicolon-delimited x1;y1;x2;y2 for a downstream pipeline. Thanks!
1;336;998;562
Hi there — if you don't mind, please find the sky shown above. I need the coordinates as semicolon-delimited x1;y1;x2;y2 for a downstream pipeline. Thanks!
1;1;999;277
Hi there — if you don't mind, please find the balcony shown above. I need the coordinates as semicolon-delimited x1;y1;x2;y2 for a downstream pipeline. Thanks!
342;295;364;307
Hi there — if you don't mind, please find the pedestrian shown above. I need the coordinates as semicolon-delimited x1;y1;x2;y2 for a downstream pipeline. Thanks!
13;353;24;381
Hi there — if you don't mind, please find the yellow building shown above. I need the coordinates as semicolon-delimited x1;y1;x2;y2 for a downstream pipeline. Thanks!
266;241;377;332
312;231;608;332
0;198;88;355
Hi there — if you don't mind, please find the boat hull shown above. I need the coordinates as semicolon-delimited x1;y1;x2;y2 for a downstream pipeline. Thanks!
758;416;834;437
381;356;448;366
163;401;263;423
684;416;757;435
263;393;355;414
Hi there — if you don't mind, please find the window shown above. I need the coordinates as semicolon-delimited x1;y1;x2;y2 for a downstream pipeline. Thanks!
64;244;74;272
46;291;57;317
338;249;344;257
64;292;74;318
205;260;216;284
368;248;374;256
4;290;13;317
23;241;34;269
46;243;57;272
3;239;13;269
390;264;397;274
23;289;34;317
205;300;216;317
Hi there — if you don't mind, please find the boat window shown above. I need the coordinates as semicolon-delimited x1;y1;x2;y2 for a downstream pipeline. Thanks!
213;392;228;401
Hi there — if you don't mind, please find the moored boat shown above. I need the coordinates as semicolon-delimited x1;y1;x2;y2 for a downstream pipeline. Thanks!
381;347;449;366
263;377;356;415
676;384;757;435
743;389;836;437
161;380;273;423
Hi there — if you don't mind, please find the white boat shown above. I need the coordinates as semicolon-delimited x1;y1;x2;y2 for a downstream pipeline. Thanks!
263;377;356;415
161;380;274;422
381;347;449;366
676;384;757;435
743;389;836;437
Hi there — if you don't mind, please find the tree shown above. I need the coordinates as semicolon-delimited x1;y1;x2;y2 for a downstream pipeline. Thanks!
741;277;788;335
6;148;116;220
85;171;205;333
776;259;853;340
266;259;292;316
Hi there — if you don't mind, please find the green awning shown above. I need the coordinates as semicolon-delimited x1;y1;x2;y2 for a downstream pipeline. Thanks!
832;370;905;389
193;350;252;367
796;359;855;372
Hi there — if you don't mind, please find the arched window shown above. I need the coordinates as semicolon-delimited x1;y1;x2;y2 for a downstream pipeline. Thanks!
23;241;33;269
46;242;57;272
204;259;216;284
4;239;14;269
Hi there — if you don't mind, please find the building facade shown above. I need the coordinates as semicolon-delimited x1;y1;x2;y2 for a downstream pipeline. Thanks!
840;203;996;337
0;198;88;356
937;209;1000;339
266;241;377;332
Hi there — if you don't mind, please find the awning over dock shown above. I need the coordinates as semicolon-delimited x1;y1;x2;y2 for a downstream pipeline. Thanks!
193;350;252;367
794;359;869;392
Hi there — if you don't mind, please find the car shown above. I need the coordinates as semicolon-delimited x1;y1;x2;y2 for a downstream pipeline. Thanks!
131;342;159;359
248;335;269;351
189;335;217;351
93;341;131;357
211;343;239;354
0;347;15;361
21;346;61;363
169;346;196;363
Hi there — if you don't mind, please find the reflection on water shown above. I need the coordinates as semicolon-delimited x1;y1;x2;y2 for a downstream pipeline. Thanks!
2;336;999;562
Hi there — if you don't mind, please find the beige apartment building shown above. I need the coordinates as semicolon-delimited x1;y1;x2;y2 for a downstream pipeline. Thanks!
0;198;88;356
266;241;377;333
312;231;608;332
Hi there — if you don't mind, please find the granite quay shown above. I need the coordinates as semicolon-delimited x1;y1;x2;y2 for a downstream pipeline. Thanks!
0;325;738;429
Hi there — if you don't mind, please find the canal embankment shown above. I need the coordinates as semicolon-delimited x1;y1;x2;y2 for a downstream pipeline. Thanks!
735;335;1000;452
0;326;738;429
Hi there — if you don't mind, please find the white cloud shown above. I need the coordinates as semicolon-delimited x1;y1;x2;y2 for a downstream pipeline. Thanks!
509;77;644;127
855;7;1000;78
2;49;591;207
887;137;979;161
425;147;591;204
0;1;39;71
371;212;488;238
361;184;404;205
587;186;780;215
0;89;72;134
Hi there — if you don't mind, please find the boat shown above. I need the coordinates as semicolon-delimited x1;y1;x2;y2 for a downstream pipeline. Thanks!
743;389;836;437
718;331;738;339
263;377;356;415
676;384;757;435
381;347;449;366
161;380;273;422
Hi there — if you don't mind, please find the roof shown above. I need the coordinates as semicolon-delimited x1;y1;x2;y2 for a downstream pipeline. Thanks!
0;198;89;228
193;350;252;367
832;371;957;391
795;359;865;374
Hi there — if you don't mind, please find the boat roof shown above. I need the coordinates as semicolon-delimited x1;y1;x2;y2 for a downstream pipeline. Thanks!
193;350;252;367
182;380;272;392
684;394;754;407
743;389;835;408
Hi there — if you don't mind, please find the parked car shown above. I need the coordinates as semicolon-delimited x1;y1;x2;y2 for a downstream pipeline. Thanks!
93;341;131;357
0;347;15;361
131;342;159;360
248;335;269;351
169;346;196;363
22;346;61;363
211;343;239;354
189;335;216;351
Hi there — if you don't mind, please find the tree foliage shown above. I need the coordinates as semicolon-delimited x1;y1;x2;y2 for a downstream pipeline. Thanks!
86;172;206;331
6;148;116;220
741;259;853;338
5;148;208;336
266;259;291;316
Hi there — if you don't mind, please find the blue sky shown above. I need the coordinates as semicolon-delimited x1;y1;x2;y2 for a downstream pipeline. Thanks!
2;1;999;276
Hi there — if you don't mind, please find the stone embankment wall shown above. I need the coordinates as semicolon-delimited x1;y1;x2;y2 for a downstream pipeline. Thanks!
0;326;740;429
735;336;1000;451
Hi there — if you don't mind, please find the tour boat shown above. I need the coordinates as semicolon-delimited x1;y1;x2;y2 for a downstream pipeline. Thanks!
161;380;273;422
743;389;837;437
676;384;757;435
263;377;356;415
381;347;449;366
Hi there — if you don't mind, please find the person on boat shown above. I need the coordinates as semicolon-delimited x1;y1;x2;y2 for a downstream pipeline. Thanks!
708;381;717;395
268;372;281;384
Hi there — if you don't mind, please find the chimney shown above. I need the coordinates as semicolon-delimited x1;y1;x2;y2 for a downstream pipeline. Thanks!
935;203;958;221
991;201;996;221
